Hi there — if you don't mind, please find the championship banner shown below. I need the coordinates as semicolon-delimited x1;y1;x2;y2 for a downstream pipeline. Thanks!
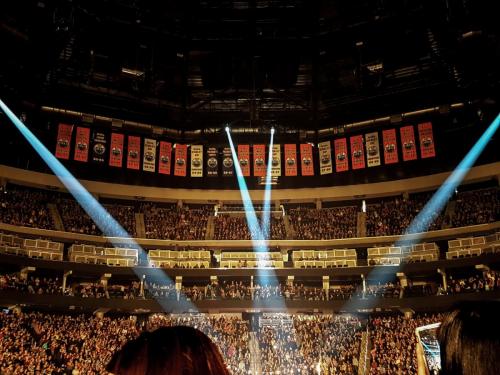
190;145;203;177
365;132;381;168
55;123;73;160
143;138;157;172
318;141;333;175
271;144;281;177
350;135;366;170
109;133;124;168
174;144;188;176
334;138;348;172
284;144;297;176
418;122;436;159
206;147;218;177
158;141;172;175
74;127;90;162
253;144;266;177
237;145;250;176
91;131;107;164
222;147;234;177
300;143;314;176
127;136;141;170
400;125;417;161
382;129;399;164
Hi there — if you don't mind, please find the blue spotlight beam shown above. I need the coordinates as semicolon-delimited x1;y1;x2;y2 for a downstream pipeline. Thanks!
343;113;500;311
226;128;265;248
261;130;275;242
0;98;201;313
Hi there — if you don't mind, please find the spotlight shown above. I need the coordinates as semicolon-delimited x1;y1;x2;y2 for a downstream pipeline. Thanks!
271;127;275;135
225;126;230;132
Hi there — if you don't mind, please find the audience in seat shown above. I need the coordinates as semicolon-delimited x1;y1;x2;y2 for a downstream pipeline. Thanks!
213;215;286;240
452;187;500;227
289;206;357;240
440;270;500;295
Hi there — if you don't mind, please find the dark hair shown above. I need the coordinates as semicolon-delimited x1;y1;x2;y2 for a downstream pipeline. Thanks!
107;326;232;375
438;301;500;375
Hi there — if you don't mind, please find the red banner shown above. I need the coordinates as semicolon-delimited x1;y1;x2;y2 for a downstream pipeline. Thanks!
174;144;188;176
55;123;73;159
284;144;298;176
238;145;251;176
300;144;314;176
253;144;266;177
74;127;90;162
382;129;399;164
109;133;124;167
127;136;141;170
350;135;366;170
418;122;436;159
334;138;349;172
158;141;172;175
400;125;417;161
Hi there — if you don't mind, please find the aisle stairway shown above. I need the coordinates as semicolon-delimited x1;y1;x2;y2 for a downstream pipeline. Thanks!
358;328;371;375
357;212;367;237
205;216;215;240
47;203;64;231
283;214;295;239
249;332;262;375
442;200;456;229
134;213;146;238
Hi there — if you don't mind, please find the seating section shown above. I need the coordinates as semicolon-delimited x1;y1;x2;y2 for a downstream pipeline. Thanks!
68;244;138;267
452;187;499;227
292;249;357;268
446;232;500;259
0;233;63;261
220;251;284;268
368;242;439;266
213;215;286;240
148;249;211;268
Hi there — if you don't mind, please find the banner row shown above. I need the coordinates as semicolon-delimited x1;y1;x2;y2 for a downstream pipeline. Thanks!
55;123;436;177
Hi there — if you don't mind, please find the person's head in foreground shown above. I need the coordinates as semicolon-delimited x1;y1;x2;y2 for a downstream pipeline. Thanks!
437;300;500;375
107;326;231;375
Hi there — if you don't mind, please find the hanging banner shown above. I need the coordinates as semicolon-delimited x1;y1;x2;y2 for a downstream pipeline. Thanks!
334;138;349;172
300;143;314;176
91;131;107;164
418;122;436;159
350;135;366;170
127;136;141;170
382;129;399;164
400;125;417;161
222;147;234;177
365;132;381;168
271;144;281;177
318;141;333;175
158;141;172;175
174;144;187;176
206;147;219;177
190;145;203;177
253;144;266;177
74;127;90;162
109;133;124;167
143;138;157;172
237;145;250;176
55;123;73;160
284;144;297;176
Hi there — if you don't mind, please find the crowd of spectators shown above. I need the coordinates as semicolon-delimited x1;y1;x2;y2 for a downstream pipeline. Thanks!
141;203;210;240
213;215;286;240
102;204;137;237
366;193;445;237
452;187;500;227
440;270;500;295
57;198;101;235
0;187;55;230
0;311;139;374
369;314;443;374
259;315;364;374
288;206;358;240
0;273;61;295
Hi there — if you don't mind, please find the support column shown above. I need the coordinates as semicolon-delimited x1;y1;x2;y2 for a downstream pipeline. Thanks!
140;275;145;298
315;199;322;210
62;270;72;293
322;276;330;301
274;200;281;211
250;276;254;301
210;276;218;299
175;276;182;301
100;273;111;289
19;266;35;281
396;272;408;299
177;200;183;209
361;274;367;298
437;268;447;293
286;275;294;287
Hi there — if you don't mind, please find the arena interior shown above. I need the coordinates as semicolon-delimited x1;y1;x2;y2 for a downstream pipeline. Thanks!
1;1;500;374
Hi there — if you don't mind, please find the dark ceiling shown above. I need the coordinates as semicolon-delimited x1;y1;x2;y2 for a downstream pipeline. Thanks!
1;0;499;131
